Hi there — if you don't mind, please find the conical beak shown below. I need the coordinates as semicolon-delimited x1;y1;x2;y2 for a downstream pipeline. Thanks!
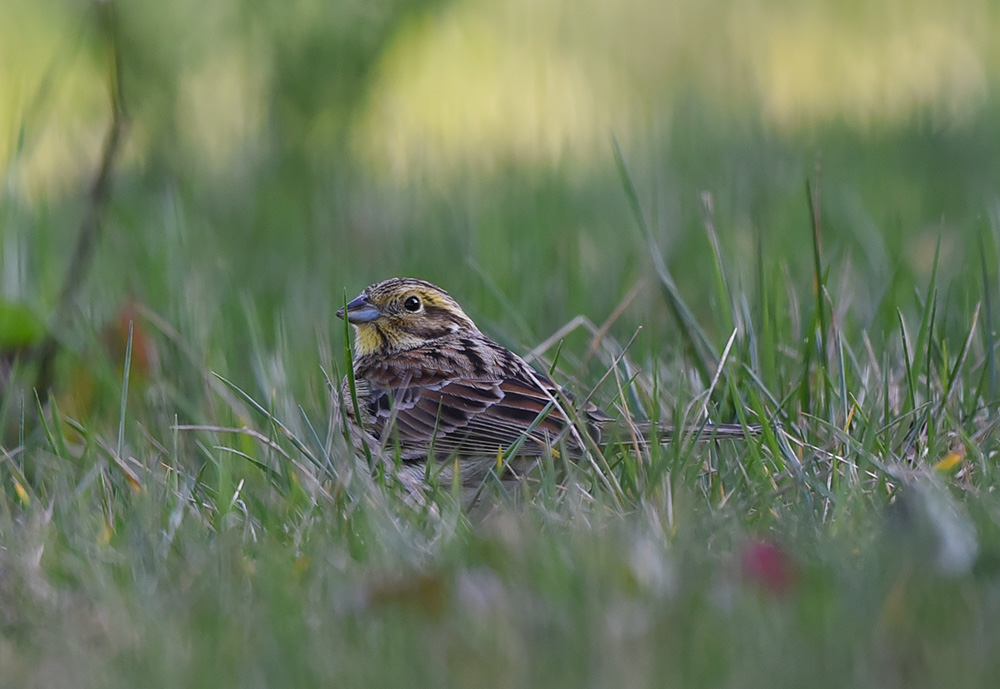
336;293;380;324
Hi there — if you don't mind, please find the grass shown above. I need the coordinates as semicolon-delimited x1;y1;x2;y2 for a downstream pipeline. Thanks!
4;158;1000;686
4;3;1000;686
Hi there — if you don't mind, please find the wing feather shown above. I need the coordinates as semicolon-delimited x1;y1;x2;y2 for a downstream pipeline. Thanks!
355;337;588;460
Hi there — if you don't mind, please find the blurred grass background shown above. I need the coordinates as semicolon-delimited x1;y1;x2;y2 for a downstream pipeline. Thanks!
3;0;1000;686
4;0;998;353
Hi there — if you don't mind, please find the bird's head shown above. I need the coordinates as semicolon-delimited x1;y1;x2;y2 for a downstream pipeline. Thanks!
336;277;478;356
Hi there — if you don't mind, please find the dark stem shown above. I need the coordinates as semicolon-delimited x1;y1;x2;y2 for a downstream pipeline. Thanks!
35;0;128;399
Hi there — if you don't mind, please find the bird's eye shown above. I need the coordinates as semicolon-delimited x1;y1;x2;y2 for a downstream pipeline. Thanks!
403;295;422;312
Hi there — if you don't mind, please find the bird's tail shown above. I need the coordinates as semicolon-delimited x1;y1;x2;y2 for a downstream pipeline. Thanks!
624;420;762;443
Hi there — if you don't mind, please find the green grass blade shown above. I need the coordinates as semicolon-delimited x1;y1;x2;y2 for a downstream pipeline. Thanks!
897;309;916;414
806;176;828;379
612;137;716;386
117;319;134;461
341;292;373;469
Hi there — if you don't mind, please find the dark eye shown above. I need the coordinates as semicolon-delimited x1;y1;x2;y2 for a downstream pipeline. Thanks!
403;295;422;312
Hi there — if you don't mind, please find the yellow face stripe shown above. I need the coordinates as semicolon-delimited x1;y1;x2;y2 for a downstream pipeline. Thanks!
353;322;434;357
354;324;386;357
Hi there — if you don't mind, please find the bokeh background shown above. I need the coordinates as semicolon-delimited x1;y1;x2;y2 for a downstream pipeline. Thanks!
5;3;1000;685
3;0;1000;403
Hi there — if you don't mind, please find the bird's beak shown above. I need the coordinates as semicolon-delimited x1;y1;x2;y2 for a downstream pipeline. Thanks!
336;293;380;324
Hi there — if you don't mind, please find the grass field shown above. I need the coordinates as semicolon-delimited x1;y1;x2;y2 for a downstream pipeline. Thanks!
3;1;1000;687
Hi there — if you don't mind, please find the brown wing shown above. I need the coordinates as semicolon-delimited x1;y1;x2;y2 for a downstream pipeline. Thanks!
354;339;594;461
367;372;583;461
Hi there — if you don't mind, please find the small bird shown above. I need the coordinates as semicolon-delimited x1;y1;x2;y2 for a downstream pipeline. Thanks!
337;277;755;500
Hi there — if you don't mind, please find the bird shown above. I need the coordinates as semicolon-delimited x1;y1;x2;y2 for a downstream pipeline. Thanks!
336;277;757;501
